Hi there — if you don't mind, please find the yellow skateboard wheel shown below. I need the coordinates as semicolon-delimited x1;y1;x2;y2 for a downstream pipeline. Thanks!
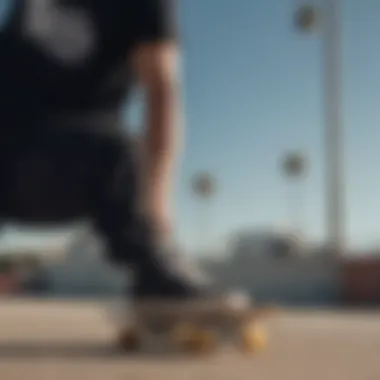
240;322;268;353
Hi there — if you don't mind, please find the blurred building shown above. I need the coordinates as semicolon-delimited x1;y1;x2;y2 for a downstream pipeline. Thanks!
200;228;341;306
44;232;125;297
0;230;126;297
229;228;303;260
0;246;60;295
7;225;380;307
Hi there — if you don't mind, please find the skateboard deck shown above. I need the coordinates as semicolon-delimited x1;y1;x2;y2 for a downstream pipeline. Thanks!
115;303;272;354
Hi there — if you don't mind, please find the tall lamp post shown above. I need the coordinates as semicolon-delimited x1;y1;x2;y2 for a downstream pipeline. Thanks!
294;0;345;256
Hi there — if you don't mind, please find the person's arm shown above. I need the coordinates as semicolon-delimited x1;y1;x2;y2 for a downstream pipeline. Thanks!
131;0;181;229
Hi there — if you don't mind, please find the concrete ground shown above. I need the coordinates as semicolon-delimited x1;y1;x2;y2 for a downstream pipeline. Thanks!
0;299;379;380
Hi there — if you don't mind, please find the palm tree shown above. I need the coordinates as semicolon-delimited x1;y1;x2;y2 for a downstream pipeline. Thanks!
191;172;217;254
293;1;320;33
281;151;308;238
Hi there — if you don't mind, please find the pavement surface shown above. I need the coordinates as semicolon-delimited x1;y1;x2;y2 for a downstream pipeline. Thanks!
0;299;379;380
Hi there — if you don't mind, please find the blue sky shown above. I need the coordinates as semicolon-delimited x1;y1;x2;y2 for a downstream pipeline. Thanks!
1;0;380;253
174;0;380;251
172;0;380;251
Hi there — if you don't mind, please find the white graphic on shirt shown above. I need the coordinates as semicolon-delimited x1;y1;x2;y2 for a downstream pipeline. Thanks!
0;0;14;32
23;0;96;66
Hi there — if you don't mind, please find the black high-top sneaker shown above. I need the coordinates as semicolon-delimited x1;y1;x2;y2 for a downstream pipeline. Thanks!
110;218;251;327
128;238;251;317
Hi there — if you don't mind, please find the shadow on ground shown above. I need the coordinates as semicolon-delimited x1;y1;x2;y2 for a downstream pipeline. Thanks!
0;342;203;361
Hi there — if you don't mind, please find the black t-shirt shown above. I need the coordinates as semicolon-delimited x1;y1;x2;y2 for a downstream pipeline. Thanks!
0;0;177;130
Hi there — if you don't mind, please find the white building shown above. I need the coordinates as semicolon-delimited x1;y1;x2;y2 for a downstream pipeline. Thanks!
229;227;302;260
44;231;125;296
201;228;340;306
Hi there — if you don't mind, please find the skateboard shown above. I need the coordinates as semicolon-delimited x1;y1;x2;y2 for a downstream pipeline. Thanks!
114;301;271;354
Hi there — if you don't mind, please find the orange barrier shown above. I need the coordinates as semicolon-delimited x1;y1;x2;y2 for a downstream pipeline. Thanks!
341;258;380;306
0;275;19;295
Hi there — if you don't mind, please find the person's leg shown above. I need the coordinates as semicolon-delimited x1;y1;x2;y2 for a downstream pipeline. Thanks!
92;133;251;323
92;133;216;299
